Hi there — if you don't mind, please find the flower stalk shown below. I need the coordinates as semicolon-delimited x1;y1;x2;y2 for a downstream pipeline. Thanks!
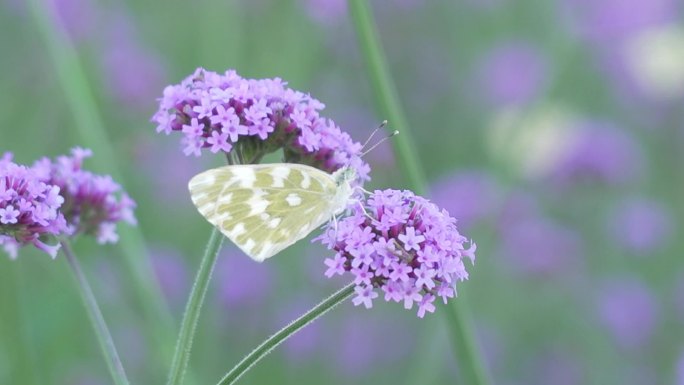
216;283;355;385
61;240;130;385
348;1;491;384
166;227;225;385
348;0;428;194
27;0;177;376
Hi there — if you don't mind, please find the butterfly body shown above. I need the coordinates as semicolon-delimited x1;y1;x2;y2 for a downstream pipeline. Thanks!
189;164;356;262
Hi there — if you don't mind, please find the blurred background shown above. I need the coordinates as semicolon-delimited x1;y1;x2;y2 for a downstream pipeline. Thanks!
1;0;683;384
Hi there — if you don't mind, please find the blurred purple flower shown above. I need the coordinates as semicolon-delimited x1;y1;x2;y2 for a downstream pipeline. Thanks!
98;10;166;112
498;215;584;277
213;246;275;309
495;190;584;276
596;277;659;350
301;0;347;26
48;0;99;42
496;191;543;228
431;169;500;230
32;148;137;244
317;189;475;317
134;139;211;205
563;0;677;44
476;41;548;107
550;120;643;186
330;311;415;377
149;247;190;308
521;348;585;385
605;197;674;255
0;153;68;258
562;0;683;106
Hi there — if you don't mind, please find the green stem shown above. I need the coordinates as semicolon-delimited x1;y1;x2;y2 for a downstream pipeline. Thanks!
217;283;355;385
348;1;490;384
348;0;427;194
443;296;492;385
61;241;130;385
167;141;247;385
166;227;225;385
27;0;176;371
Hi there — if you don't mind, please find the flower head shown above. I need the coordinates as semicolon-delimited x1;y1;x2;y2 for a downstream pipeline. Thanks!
316;189;475;317
32;148;137;244
0;154;68;258
152;68;369;180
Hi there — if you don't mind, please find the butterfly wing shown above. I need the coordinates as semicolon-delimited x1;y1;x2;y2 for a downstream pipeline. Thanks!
188;164;339;262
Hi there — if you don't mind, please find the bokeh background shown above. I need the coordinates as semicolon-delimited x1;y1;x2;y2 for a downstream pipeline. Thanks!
1;0;684;384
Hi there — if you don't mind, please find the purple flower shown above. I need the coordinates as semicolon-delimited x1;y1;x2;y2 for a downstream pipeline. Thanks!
329;311;416;378
50;0;98;42
97;9;166;112
596;277;659;349
213;246;274;309
563;0;676;44
550;120;643;186
523;348;586;385
152;68;369;180
316;189;475;317
149;246;190;309
134;138;214;204
497;214;584;277
0;205;19;224
301;0;347;26
351;285;377;309
32;148;137;245
605;197;674;255
430;169;500;230
0;154;68;258
476;40;548;107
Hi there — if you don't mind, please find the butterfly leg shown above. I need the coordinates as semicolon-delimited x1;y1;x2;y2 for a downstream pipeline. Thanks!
353;185;373;196
351;199;377;224
329;213;339;240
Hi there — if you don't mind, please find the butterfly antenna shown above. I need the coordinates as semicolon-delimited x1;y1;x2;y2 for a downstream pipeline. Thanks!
361;128;399;157
361;120;388;150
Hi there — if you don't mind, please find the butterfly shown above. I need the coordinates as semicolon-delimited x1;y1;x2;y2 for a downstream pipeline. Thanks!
188;164;357;262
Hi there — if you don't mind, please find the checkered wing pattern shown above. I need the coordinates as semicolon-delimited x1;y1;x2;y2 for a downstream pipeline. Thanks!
189;164;344;262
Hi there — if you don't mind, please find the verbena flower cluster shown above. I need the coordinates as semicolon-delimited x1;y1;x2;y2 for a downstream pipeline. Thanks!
0;148;136;259
32;148;137;244
317;189;476;317
152;68;369;180
0;154;67;258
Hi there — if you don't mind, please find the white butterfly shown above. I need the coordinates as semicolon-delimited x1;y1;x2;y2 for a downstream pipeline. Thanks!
188;164;357;262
